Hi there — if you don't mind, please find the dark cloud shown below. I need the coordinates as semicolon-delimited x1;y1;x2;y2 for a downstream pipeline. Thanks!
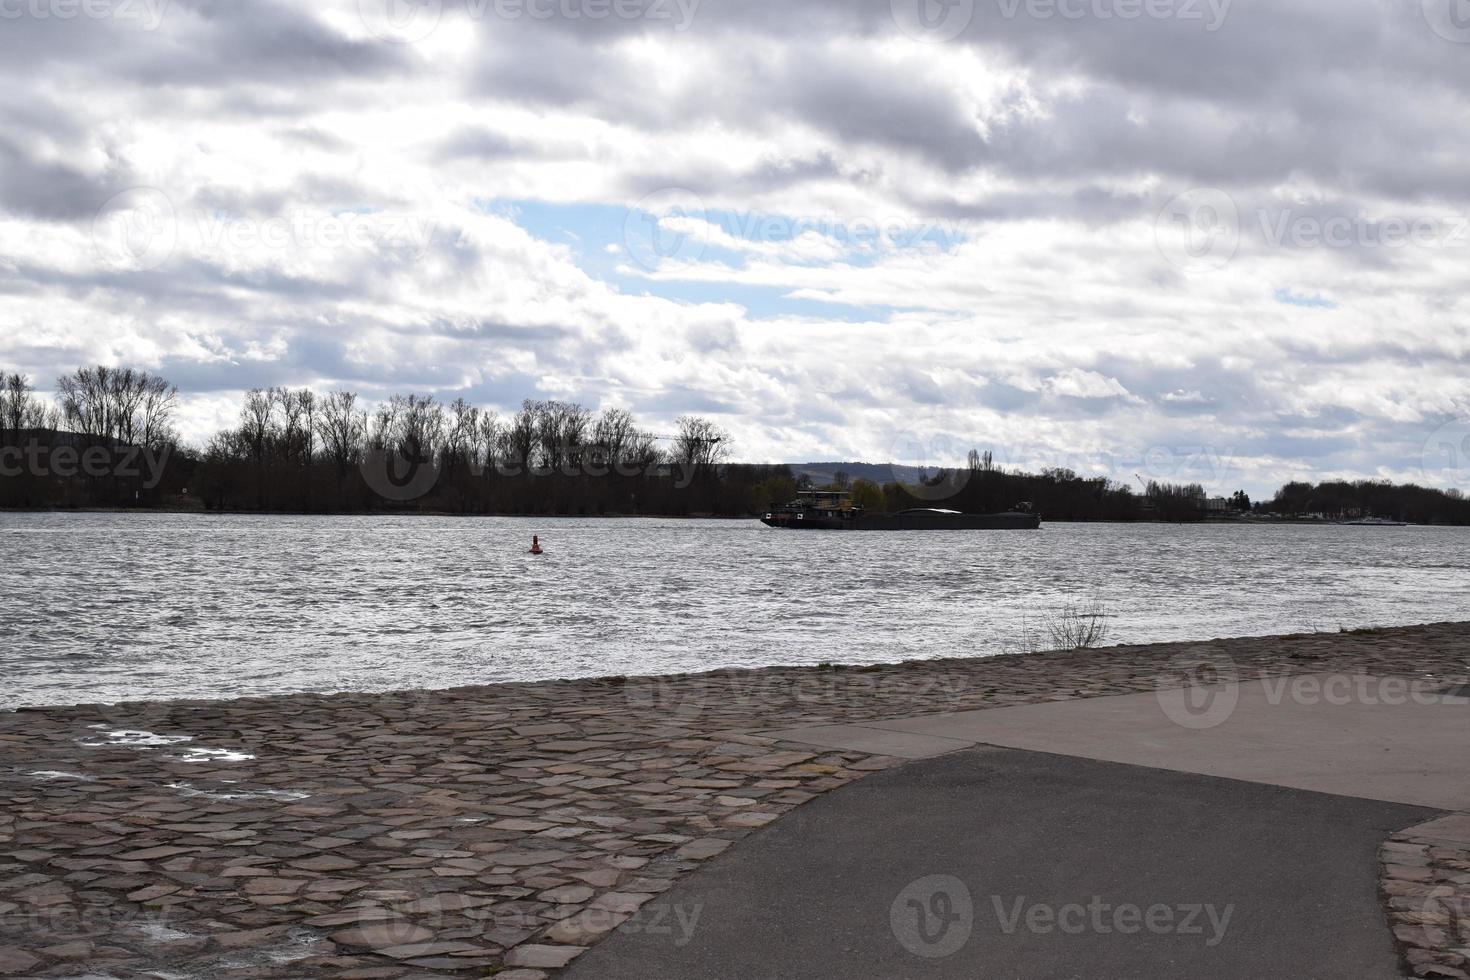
0;137;128;221
438;127;523;160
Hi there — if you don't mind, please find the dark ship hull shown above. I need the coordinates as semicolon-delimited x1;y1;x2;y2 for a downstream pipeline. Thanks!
761;510;1041;530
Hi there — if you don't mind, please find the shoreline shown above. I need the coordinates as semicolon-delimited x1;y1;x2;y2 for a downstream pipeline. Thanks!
1;507;1457;527
7;620;1467;714
3;623;1467;978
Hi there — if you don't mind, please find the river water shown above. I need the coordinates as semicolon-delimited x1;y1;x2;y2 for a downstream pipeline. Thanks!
3;512;1467;707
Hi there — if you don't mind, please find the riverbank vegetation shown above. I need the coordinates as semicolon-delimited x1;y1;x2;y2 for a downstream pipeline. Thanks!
3;367;1468;524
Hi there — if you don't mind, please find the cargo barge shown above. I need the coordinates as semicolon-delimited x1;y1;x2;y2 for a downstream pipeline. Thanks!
760;491;1041;530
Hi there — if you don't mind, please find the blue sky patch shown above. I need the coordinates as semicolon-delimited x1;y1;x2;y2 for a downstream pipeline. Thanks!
1274;287;1338;309
483;198;962;320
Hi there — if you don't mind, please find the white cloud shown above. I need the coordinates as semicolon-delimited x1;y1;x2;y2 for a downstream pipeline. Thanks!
1047;368;1134;401
0;0;1467;496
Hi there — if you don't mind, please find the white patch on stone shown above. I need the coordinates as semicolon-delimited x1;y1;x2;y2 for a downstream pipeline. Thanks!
78;728;193;747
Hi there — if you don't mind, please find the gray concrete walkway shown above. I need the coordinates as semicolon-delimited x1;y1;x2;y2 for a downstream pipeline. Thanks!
564;748;1435;979
763;672;1470;809
566;669;1470;978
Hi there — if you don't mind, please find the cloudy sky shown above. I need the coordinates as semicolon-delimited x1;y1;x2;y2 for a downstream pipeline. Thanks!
2;0;1468;497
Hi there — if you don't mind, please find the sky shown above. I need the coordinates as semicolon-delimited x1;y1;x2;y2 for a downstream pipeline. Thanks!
1;0;1469;499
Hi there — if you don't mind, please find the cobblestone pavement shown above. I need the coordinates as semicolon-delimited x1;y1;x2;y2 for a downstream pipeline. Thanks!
2;622;1467;979
1382;814;1470;979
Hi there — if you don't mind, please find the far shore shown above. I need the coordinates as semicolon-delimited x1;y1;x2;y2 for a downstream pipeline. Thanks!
0;505;1445;527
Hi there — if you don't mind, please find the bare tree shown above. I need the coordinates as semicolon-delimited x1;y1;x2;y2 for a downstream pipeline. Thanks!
108;369;147;446
561;403;592;469
239;388;276;463
443;398;481;471
478;411;502;469
57;366;117;442
369;398;398;454
134;373;178;451
204;429;248;462
627;431;662;470
673;415;730;470
0;373;55;444
56;365;176;449
272;387;315;465
294;388;317;464
385;394;444;463
592;407;640;467
525;399;592;470
315;391;366;472
502;401;538;469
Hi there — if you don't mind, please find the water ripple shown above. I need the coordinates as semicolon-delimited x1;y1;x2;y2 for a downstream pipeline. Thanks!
3;512;1469;707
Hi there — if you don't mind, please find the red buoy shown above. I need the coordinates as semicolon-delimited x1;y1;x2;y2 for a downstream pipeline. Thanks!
529;535;543;555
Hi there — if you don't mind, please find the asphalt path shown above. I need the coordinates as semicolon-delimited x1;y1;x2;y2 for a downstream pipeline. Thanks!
565;747;1434;979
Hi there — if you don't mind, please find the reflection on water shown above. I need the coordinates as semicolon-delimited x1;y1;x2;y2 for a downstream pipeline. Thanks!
3;511;1468;707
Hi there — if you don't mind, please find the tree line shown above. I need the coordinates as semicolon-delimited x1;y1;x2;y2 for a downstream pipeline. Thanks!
3;365;1469;524
195;385;760;514
0;367;777;514
1270;480;1470;524
1;366;178;508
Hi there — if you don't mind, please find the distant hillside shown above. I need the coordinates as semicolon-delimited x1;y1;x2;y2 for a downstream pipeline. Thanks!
786;461;930;486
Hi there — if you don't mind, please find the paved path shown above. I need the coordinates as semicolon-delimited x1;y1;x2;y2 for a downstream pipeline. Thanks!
763;672;1470;809
566;748;1437;980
